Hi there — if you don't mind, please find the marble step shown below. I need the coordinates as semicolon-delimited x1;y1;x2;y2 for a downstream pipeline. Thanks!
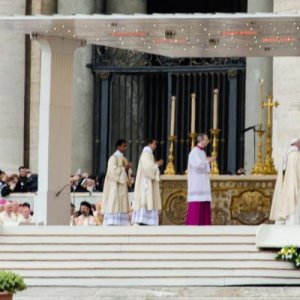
0;225;258;235
0;235;256;244
0;251;277;260
0;259;291;269
0;243;259;252
9;268;300;278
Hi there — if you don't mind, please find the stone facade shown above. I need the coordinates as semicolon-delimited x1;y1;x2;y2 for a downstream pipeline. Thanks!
0;0;26;173
272;1;300;169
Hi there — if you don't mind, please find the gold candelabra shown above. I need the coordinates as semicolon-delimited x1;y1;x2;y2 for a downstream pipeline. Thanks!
262;95;279;175
210;128;220;175
164;135;176;175
251;125;265;175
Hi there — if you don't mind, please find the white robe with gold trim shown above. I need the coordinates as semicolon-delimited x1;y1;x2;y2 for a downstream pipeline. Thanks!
101;150;130;225
132;146;161;225
270;147;300;224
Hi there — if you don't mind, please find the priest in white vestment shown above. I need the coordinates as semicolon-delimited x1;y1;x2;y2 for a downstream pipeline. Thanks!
132;139;163;225
186;133;215;225
0;202;18;225
270;138;300;225
75;201;98;226
102;139;132;226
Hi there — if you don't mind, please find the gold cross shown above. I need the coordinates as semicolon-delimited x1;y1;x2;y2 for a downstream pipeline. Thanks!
262;95;279;125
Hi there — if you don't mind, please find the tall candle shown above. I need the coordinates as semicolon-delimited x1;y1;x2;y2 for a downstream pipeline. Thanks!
259;78;264;127
191;93;196;133
170;96;176;136
213;89;219;129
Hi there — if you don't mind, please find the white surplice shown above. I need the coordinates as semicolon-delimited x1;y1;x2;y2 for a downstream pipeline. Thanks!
187;146;212;202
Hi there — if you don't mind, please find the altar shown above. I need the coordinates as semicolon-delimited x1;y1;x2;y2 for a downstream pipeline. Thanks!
160;175;276;225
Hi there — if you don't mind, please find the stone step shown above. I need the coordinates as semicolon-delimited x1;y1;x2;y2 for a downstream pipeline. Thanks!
0;225;295;287
22;276;300;287
0;225;258;235
0;243;259;252
0;251;277;260
9;268;300;278
0;259;291;269
0;235;256;244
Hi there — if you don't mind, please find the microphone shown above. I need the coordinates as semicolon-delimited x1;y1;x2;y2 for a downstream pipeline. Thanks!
56;184;71;197
240;125;257;134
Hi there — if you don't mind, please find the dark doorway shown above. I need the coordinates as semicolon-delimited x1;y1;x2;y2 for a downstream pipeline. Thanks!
148;0;247;14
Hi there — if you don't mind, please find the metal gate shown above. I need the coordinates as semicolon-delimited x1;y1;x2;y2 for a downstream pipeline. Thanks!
92;48;246;177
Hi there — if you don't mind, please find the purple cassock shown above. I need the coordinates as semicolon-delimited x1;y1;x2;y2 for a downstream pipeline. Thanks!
186;145;212;225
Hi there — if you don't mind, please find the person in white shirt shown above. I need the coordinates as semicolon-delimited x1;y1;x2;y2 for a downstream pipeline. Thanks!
186;133;215;225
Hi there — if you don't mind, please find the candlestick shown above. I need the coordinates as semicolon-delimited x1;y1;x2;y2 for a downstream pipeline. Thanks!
213;89;219;129
261;95;279;175
251;126;265;175
210;128;220;175
191;93;196;133
259;79;264;127
164;135;176;175
170;96;176;136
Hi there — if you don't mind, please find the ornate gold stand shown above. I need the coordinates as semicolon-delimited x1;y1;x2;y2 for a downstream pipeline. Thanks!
164;135;176;175
262;95;279;175
210;128;220;175
251;126;265;175
263;125;277;175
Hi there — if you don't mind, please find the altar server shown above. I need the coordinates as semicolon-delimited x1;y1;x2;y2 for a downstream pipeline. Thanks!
186;133;215;225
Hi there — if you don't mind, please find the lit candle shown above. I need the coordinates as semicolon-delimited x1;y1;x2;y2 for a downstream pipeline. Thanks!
170;96;176;136
259;78;264;127
213;89;219;129
191;93;196;133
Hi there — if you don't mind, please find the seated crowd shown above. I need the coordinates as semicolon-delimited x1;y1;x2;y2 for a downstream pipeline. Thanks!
0;166;104;197
0;200;103;226
0;200;34;225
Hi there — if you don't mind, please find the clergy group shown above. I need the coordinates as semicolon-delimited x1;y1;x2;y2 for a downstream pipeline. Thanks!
101;138;163;226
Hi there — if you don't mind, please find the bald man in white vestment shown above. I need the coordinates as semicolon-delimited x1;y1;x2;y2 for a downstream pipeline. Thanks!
270;138;300;225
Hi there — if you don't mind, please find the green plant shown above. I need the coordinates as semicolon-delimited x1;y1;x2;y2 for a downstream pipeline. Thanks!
276;246;300;269
0;271;27;294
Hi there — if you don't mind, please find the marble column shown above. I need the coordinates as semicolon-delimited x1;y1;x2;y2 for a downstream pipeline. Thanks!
29;0;57;173
272;0;300;168
0;0;26;173
244;0;273;174
35;37;82;225
58;0;98;175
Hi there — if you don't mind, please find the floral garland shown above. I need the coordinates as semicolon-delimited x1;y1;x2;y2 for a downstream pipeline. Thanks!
276;246;300;268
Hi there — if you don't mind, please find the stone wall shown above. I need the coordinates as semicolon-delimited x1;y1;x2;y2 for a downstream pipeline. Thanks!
0;0;26;173
273;0;300;168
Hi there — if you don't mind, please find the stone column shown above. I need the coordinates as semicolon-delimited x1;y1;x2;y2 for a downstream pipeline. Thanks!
58;0;98;175
30;0;57;173
244;0;273;174
273;0;300;168
35;37;82;225
0;0;26;173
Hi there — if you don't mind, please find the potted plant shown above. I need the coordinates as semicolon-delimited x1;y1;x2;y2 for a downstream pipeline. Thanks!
0;271;26;300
